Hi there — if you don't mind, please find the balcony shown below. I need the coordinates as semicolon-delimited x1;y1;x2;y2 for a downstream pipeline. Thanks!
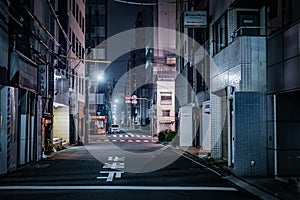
211;35;266;92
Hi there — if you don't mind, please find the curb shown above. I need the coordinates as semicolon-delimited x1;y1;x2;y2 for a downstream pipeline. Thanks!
168;145;280;200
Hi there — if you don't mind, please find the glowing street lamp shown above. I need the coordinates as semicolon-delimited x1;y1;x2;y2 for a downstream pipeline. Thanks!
98;73;105;82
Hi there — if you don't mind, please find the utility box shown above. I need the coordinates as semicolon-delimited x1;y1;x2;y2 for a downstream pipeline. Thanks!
179;105;200;147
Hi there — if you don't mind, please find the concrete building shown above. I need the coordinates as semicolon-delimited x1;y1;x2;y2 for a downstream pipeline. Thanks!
126;9;153;129
52;0;85;145
266;0;300;178
175;0;210;148
0;0;18;174
209;0;267;176
0;0;65;173
85;0;109;137
151;0;177;134
176;0;268;176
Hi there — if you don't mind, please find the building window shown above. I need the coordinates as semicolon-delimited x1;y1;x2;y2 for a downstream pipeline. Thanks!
76;4;79;22
267;0;300;35
161;92;172;105
162;110;170;117
72;32;75;51
213;13;227;55
82;17;85;33
72;0;75;17
237;11;260;36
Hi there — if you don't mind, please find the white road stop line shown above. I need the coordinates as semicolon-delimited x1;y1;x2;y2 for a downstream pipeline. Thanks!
0;186;238;191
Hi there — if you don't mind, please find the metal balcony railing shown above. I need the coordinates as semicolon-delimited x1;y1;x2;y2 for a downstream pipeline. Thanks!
231;26;265;39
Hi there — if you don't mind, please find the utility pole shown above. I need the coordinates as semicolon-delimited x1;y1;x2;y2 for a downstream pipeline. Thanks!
84;62;90;145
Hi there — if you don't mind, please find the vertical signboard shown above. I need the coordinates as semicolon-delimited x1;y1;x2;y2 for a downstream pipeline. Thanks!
38;65;48;97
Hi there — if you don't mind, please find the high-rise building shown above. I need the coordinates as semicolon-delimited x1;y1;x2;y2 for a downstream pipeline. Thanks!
85;0;109;136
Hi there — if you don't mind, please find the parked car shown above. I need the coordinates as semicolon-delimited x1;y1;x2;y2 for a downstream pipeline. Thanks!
111;124;120;133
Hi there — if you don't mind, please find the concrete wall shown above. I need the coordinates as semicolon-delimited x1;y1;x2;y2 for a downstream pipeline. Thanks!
211;36;266;92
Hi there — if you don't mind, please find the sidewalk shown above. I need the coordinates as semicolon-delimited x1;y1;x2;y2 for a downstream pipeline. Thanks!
182;146;300;200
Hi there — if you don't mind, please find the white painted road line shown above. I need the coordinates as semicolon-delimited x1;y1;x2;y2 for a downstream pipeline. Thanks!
0;186;238;191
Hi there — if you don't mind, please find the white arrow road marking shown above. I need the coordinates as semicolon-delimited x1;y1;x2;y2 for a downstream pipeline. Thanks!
0;186;238;191
97;171;124;182
103;162;124;169
108;156;125;162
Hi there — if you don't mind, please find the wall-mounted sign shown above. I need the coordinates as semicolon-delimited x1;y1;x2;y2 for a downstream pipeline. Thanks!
38;65;48;97
184;11;207;28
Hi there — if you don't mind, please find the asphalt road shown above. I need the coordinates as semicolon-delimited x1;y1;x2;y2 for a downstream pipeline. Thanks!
0;130;259;200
